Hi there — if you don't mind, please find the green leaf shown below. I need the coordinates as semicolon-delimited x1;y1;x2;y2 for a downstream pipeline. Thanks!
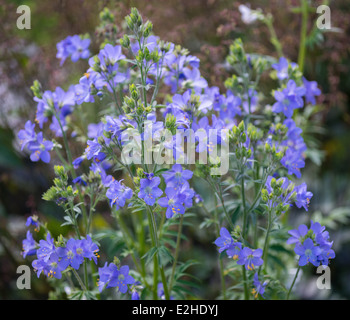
142;246;158;265
157;245;174;267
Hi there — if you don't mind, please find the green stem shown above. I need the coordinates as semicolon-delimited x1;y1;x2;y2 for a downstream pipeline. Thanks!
152;255;159;300
169;215;184;293
71;268;87;291
242;266;249;300
53;111;88;234
261;208;273;271
287;265;301;300
137;211;147;279
115;209;150;290
213;199;226;300
207;178;235;231
298;0;309;73
146;206;170;300
239;174;250;300
241;176;248;239
84;260;89;290
264;15;283;57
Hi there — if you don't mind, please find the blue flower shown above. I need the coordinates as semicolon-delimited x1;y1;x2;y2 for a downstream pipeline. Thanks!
106;180;133;210
157;187;186;218
216;90;242;121
32;258;47;278
37;233;56;263
87;122;104;139
74;74;96;105
98;44;126;67
25;215;39;231
214;227;234;253
72;176;87;186
69;35;91;62
178;184;195;208
104;115;129;139
131;35;159;55
157;283;174;300
317;247;335;266
265;176;294;211
58;236;99;267
182;67;208;89
138;176;163;206
97;262;119;292
271;57;290;80
108;265;135;294
237;247;263;271
252;273;268;299
242;88;258;114
303;77;321;105
281;149;305;178
272;80;306;118
27;132;53;163
72;156;85;169
99;169;115;188
33;253;65;279
286;224;309;245
287;222;335;266
44;253;66;279
56;35;91;65
85;138;102;160
162;164;193;189
18;120;36;151
294;183;313;211
131;290;141;300
281;119;307;155
22;231;37;258
82;235;100;264
294;238;321;267
226;242;243;260
57;238;85;270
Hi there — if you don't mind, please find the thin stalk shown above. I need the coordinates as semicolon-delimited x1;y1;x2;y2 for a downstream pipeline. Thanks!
261;208;273;270
287;265;301;300
169;215;184;293
242;266;249;300
241;176;248;239
136;211;147;279
213;197;226;300
264;15;283;57
71;268;87;291
146;207;159;300
115;209;150;289
146;206;170;300
53;111;88;234
240;175;250;300
207;178;235;231
54;148;69;166
298;0;309;73
84;260;89;290
67;201;81;240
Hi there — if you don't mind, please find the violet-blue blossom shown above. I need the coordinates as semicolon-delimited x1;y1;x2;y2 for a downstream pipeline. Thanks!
138;176;163;206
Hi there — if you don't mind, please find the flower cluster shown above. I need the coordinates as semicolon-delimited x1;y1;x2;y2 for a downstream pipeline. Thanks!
215;228;263;271
287;221;335;267
18;121;53;163
97;262;135;294
215;227;266;298
29;233;99;279
106;179;133;210
17;7;332;300
262;176;313;214
268;58;321;178
56;35;91;65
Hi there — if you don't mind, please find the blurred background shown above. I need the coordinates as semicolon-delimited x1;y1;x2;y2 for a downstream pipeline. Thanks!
0;0;349;299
